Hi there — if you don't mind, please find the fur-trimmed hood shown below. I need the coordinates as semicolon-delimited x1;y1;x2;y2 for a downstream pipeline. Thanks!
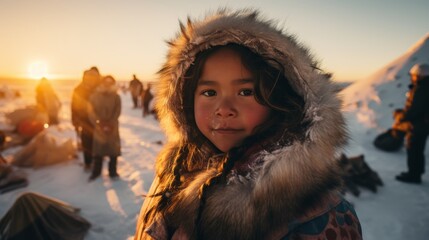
143;8;348;239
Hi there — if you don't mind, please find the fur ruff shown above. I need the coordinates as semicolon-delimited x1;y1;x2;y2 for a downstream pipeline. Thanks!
148;9;348;239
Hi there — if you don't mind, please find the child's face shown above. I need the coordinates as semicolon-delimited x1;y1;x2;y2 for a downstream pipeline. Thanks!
194;48;271;152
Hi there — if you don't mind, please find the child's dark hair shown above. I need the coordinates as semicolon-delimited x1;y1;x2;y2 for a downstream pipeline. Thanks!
146;43;306;238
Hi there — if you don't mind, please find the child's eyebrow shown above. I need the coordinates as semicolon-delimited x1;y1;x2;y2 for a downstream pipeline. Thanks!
197;78;254;86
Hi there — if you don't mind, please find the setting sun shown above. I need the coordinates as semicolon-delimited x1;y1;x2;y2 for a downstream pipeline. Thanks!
28;61;48;80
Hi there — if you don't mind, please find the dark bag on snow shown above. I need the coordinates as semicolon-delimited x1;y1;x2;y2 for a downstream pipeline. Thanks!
373;128;405;152
0;192;91;240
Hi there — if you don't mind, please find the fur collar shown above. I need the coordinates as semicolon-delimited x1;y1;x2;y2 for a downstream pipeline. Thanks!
150;8;348;239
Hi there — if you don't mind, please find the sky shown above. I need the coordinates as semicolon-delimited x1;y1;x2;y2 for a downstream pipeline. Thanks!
0;0;428;82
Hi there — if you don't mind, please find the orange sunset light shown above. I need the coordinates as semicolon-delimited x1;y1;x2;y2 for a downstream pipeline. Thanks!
27;61;49;80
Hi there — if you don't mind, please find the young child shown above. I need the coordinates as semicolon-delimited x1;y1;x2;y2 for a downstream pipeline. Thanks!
135;9;362;239
87;75;122;180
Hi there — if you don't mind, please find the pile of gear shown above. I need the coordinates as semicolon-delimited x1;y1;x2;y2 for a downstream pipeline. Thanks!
0;130;28;194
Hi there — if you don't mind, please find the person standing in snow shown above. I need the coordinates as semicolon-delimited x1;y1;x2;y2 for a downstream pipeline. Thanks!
35;77;61;125
134;9;362;239
129;74;143;108
395;63;429;184
87;75;121;180
71;67;101;171
141;83;154;117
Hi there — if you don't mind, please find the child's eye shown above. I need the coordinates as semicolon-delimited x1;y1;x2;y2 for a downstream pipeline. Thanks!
202;90;216;97
239;89;254;96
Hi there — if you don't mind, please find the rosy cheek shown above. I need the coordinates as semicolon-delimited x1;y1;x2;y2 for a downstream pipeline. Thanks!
194;104;210;127
248;107;270;127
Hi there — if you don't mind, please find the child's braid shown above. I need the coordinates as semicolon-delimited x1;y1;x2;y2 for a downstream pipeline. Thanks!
194;149;240;239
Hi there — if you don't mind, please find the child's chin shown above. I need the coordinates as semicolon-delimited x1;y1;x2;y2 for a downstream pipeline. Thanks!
214;143;240;153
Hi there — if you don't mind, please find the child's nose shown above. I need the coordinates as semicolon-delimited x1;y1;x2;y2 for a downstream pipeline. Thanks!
215;98;237;118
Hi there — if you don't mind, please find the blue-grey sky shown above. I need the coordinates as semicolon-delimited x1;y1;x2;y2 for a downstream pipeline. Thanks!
0;0;428;82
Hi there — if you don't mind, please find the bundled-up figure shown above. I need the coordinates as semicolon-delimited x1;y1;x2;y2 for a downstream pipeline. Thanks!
142;83;154;117
71;67;101;171
35;77;61;125
395;63;429;184
87;75;121;180
129;74;143;108
135;9;361;240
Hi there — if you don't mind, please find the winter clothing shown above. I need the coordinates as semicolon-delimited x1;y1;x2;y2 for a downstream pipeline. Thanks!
142;84;154;117
135;9;361;240
409;63;429;77
88;80;121;179
71;68;101;167
35;78;61;125
397;75;429;181
129;76;143;108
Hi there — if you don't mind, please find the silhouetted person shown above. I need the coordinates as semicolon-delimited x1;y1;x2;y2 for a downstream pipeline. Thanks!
128;74;143;108
35;77;61;125
71;67;101;171
395;63;429;184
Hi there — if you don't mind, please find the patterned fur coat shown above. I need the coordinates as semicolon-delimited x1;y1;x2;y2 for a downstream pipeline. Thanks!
134;9;362;240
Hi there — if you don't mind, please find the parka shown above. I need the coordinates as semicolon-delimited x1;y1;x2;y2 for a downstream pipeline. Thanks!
87;84;121;157
401;76;429;129
134;9;362;240
71;68;100;132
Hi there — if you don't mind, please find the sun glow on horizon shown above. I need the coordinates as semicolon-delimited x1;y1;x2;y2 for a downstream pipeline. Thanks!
28;61;49;80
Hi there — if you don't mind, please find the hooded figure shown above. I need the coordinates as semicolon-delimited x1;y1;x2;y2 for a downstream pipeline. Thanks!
71;67;101;170
87;75;121;180
35;77;61;125
135;9;361;240
395;63;429;183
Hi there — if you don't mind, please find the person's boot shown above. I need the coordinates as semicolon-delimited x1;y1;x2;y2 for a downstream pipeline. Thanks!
395;172;422;184
108;156;119;179
83;153;92;173
83;163;92;173
89;157;103;181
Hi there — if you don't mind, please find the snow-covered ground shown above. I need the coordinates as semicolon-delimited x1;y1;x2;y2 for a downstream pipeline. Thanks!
1;33;429;240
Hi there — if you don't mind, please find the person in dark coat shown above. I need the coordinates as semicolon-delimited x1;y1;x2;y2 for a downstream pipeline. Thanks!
129;74;143;108
395;63;429;184
141;83;154;117
87;75;121;180
71;67;101;171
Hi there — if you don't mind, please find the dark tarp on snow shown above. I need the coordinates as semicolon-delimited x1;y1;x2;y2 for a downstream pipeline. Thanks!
0;192;91;240
0;162;28;194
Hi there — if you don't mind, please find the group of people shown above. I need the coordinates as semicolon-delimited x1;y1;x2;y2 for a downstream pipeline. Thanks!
128;74;154;117
35;69;154;181
71;67;122;181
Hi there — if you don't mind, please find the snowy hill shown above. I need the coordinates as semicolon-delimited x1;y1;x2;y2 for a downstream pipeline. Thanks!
341;33;429;130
